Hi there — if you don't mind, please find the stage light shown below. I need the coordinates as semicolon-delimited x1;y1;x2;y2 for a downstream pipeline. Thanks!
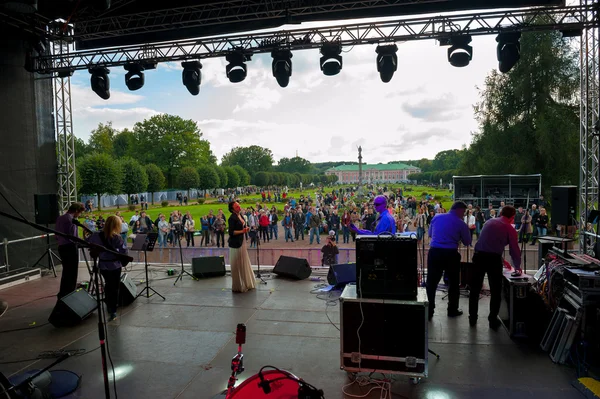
226;51;250;83
272;49;293;88
320;42;343;76
496;32;521;73
447;35;473;68
181;60;202;95
89;66;110;100
376;44;398;83
124;63;144;91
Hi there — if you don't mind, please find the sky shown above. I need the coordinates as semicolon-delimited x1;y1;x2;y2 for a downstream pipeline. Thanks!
68;12;504;166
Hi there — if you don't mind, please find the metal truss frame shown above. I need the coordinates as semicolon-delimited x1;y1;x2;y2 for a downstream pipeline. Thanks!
579;0;599;253
51;26;78;212
32;4;596;74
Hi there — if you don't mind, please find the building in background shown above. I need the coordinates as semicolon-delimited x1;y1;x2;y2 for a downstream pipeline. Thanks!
326;163;421;184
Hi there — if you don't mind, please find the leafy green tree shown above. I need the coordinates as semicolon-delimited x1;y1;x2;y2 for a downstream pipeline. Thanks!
221;145;274;174
215;165;228;189
253;171;269;186
197;164;220;191
176;167;200;199
223;166;240;188
232;165;250;186
119;158;148;204
88;122;118;155
461;27;579;192
432;150;464;171
113;128;135;159
145;163;165;205
133;114;216;187
78;153;122;211
277;156;313;174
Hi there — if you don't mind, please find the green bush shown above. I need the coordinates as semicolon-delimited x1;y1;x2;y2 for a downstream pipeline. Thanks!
128;204;136;211
161;200;169;207
197;199;205;204
421;192;428;197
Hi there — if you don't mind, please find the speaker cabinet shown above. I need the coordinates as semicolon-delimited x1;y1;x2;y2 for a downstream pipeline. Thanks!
192;256;226;278
49;289;97;327
327;263;357;286
551;186;577;226
273;256;312;280
118;273;137;306
34;194;59;225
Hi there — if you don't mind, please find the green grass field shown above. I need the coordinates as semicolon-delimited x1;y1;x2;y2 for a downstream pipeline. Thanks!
86;185;454;222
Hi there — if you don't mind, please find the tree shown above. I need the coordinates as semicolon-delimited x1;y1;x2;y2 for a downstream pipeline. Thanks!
88;122;118;155
146;163;165;205
78;153;122;211
223;166;240;188
253;171;269;186
221;145;274;174
277;156;313;174
176;167;200;199
133;114;216;187
113;128;135;159
432;150;464;171
232;165;250;186
460;26;579;192
119;158;148;205
197;164;220;191
215;165;228;189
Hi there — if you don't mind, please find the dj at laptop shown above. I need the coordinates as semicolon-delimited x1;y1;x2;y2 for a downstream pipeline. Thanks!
349;195;396;235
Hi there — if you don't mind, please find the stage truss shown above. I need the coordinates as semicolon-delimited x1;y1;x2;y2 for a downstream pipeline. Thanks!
32;2;599;250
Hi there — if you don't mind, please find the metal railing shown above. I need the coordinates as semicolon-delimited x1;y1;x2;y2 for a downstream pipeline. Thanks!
0;233;55;272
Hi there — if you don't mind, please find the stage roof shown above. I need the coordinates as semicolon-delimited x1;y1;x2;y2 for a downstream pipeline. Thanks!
24;0;565;50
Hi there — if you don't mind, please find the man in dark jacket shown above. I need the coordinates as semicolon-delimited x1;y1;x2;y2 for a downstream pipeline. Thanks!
137;211;154;233
328;210;340;243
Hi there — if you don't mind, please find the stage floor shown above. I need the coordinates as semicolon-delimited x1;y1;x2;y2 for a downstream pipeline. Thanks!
0;264;583;399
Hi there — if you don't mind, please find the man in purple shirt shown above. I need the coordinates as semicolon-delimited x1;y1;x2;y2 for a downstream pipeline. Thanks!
470;205;522;329
426;201;472;320
55;203;85;298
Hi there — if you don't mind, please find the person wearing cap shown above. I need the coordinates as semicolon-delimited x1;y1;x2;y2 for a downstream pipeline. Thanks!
321;231;339;267
469;205;521;329
427;201;472;320
349;195;396;235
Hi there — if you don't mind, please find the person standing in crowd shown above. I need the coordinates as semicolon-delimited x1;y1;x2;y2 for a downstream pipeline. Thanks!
321;231;339;267
258;209;270;243
532;207;549;244
88;215;128;321
283;210;294;242
200;215;210;246
329;209;341;243
351;195;396;235
519;209;532;243
228;201;256;293
214;209;226;248
529;204;540;244
341;209;351;243
119;216;129;243
184;213;196;247
309;207;322;245
469;206;522;329
426;201;472;320
294;206;305;241
157;214;169;250
415;206;427;243
464;209;476;244
137;211;153;233
55;203;85;299
269;209;279;240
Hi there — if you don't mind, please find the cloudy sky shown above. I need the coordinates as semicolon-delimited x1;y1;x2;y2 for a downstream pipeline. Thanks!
69;13;503;165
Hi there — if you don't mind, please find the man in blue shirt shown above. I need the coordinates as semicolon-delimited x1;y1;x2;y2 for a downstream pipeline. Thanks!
350;195;396;235
427;201;472;320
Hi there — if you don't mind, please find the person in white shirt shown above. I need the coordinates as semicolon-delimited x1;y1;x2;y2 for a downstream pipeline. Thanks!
463;209;476;244
129;211;140;226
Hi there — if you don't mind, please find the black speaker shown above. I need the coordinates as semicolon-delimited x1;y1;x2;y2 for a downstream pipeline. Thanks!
273;256;312;280
34;194;60;225
327;263;356;286
551;186;577;226
192;256;226;278
118;273;137;306
49;289;97;327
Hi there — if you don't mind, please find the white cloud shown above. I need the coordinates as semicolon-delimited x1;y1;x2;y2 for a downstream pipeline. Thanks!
71;83;144;108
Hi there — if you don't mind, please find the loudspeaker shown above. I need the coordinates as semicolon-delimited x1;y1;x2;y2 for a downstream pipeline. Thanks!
49;289;97;327
327;263;356;286
118;273;137;306
34;194;59;225
192;256;226;278
273;256;312;280
551;186;577;226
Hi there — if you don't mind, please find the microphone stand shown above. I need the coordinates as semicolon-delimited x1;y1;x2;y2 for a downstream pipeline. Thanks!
0;209;132;399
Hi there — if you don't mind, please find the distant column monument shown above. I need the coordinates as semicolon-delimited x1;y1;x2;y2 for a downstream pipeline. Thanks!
358;146;363;197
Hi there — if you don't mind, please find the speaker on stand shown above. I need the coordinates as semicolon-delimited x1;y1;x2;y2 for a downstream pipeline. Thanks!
32;194;61;277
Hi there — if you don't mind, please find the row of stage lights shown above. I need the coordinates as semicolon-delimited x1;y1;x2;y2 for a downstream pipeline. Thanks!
88;33;521;99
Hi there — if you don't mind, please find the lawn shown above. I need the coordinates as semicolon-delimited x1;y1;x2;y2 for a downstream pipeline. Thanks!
85;185;454;223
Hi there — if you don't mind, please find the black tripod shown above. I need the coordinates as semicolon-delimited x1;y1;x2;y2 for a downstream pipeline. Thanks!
32;225;59;277
136;233;165;300
255;230;267;284
174;228;197;285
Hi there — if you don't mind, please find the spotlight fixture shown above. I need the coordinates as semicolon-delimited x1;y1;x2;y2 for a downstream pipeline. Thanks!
447;35;473;68
496;32;521;73
89;66;110;100
124;63;144;91
181;60;202;96
320;42;343;76
226;51;251;83
271;49;293;88
376;44;398;83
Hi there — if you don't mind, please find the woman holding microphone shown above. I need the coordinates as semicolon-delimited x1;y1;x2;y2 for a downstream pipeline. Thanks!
228;201;256;293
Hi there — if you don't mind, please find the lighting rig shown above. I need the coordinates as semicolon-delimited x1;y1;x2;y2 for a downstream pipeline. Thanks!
271;48;292;88
375;44;398;83
181;60;202;95
320;42;343;76
226;50;251;83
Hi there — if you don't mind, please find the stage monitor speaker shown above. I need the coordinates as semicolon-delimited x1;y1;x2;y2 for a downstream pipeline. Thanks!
118;273;137;306
192;256;226;278
34;194;59;225
327;263;356;286
551;186;577;226
49;289;97;327
273;256;312;280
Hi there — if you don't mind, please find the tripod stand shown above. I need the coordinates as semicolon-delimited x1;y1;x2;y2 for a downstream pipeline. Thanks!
32;225;59;277
173;229;197;285
255;230;267;284
134;233;165;300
